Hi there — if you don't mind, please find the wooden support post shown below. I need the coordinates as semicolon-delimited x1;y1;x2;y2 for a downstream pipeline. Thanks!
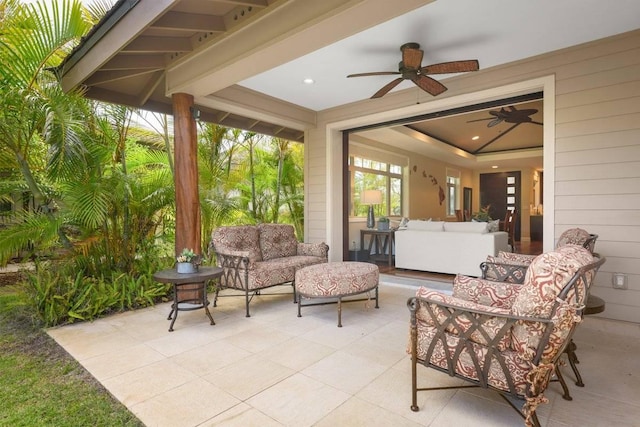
172;93;201;255
172;93;202;300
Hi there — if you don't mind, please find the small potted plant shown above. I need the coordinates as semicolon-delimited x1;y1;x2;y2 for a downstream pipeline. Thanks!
471;205;493;222
176;248;199;273
377;216;390;231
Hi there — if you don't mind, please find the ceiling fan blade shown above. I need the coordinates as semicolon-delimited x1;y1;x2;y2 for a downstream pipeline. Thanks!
402;46;423;69
412;75;447;96
531;120;543;126
347;71;400;78
474;123;521;153
421;60;479;75
466;117;494;123
371;78;404;98
488;118;503;127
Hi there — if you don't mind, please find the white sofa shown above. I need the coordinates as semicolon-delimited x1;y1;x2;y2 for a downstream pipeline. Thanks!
394;220;509;276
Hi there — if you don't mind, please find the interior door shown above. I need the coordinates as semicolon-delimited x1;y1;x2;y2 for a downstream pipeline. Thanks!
479;171;521;241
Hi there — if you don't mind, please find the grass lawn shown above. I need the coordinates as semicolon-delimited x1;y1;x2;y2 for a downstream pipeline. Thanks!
0;273;143;427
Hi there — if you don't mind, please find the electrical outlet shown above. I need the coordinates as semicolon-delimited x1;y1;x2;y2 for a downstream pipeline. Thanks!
612;273;627;290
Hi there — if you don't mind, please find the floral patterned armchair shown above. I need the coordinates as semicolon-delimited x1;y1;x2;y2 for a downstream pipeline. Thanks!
408;245;605;426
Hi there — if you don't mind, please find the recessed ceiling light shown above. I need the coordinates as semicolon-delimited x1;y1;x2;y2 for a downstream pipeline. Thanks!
472;136;479;140
492;165;499;169
303;78;314;84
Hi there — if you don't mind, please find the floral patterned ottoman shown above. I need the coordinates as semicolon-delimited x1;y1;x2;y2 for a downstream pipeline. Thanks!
295;262;379;327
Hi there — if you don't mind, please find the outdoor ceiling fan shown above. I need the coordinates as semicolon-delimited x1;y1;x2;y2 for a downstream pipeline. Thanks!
467;105;543;148
347;42;479;98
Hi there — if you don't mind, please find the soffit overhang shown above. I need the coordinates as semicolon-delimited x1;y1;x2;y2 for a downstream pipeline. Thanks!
59;0;432;142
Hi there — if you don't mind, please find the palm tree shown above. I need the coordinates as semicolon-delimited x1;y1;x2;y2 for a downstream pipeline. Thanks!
0;0;92;262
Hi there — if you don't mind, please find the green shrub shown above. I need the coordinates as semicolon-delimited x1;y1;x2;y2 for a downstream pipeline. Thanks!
25;251;172;327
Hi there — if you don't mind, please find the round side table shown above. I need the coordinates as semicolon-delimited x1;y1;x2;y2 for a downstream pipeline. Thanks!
153;266;223;332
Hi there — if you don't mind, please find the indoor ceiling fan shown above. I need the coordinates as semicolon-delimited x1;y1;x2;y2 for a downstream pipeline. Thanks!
467;105;543;149
467;105;542;127
347;42;479;99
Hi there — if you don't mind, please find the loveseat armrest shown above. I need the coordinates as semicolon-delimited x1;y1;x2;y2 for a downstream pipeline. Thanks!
297;242;329;258
213;250;251;291
452;274;522;309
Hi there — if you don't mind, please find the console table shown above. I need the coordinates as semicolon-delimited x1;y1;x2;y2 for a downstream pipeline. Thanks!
360;229;395;266
153;266;223;331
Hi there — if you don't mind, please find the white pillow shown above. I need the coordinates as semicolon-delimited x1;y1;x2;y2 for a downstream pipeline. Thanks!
407;220;444;231
443;221;488;233
487;219;500;232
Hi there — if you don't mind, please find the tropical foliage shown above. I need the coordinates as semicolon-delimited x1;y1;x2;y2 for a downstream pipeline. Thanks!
0;0;305;326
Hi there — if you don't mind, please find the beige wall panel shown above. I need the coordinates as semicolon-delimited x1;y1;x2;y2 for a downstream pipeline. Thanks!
555;194;640;210
556;178;640;195
597;241;640;259
554;47;640;81
557;97;640;123
555;162;640;180
556;145;640;166
557;81;640;109
556;113;640;138
575;225;640;243
596;286;640;304
557;63;640;95
555;129;640;152
555;210;639;226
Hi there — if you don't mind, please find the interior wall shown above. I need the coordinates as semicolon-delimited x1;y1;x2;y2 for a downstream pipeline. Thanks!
307;29;640;323
345;139;477;250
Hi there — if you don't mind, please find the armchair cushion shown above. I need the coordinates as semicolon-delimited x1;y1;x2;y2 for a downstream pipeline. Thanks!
483;255;529;283
415;286;512;351
557;228;593;250
452;274;521;309
510;245;594;361
211;225;263;266
497;251;536;264
258;223;298;260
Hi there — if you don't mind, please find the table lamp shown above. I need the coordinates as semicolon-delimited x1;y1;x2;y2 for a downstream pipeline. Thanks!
361;190;382;229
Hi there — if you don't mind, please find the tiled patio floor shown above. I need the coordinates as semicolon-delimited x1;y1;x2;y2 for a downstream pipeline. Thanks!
48;281;640;426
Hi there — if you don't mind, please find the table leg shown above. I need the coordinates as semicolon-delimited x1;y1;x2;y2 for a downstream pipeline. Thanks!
337;297;343;328
168;305;178;332
168;284;179;332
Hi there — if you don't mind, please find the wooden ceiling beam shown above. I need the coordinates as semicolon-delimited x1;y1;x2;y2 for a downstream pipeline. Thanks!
124;36;192;53
102;54;165;70
210;0;268;7
151;11;226;33
135;70;165;107
84;68;161;86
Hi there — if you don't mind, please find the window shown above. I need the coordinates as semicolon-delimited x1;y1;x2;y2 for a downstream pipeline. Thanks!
349;155;403;217
446;169;461;217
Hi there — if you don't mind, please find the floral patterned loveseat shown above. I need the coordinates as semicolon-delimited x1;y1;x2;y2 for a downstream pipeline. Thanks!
209;224;329;317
